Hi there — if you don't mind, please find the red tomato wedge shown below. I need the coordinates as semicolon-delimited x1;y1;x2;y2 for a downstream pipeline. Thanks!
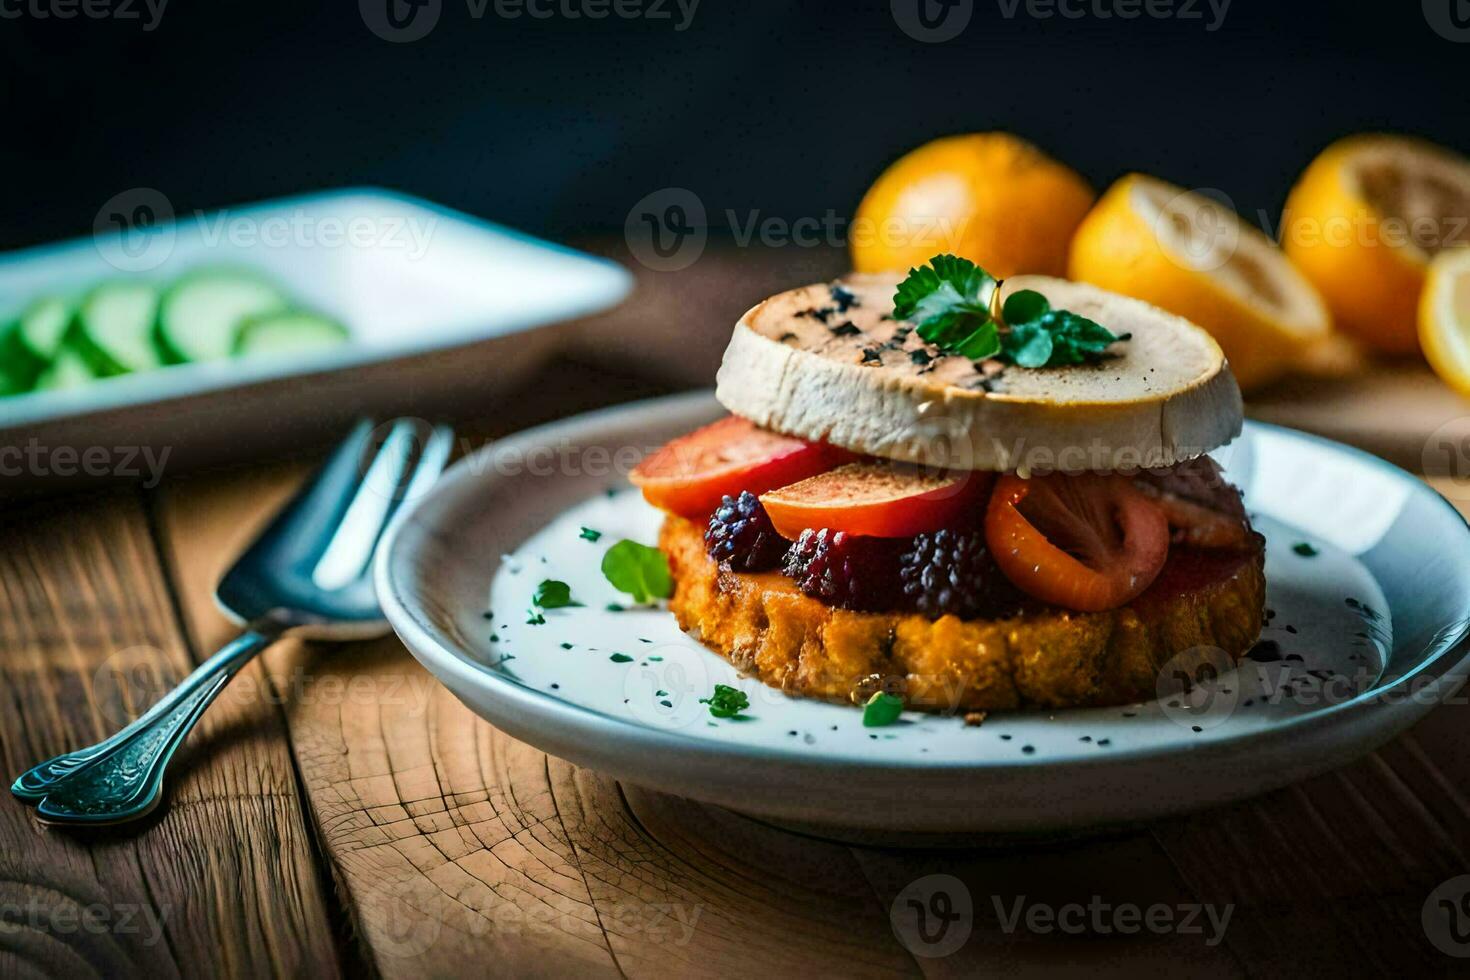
985;473;1169;612
629;416;849;520
760;462;992;540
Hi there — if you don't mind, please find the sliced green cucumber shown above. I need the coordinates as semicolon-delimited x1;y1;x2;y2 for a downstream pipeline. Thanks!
2;296;74;389
34;347;97;391
234;311;349;357
157;270;288;363
71;282;162;377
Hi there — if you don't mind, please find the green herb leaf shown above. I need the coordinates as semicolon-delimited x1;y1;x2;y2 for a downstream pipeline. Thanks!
700;683;750;719
1003;319;1054;368
533;579;580;609
1008;309;1123;367
1001;288;1050;324
609;652;634;663
892;254;1000;360
601;540;673;604
525;610;546;625
579;526;602;542
893;255;1125;369
1292;542;1319;557
862;691;904;727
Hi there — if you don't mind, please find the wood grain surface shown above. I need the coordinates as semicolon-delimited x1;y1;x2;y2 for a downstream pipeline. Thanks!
3;244;1470;976
0;491;337;978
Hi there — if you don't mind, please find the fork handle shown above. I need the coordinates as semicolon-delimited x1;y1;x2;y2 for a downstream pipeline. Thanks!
11;630;275;825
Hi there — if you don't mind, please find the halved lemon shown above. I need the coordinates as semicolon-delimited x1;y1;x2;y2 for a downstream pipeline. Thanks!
851;132;1094;278
1420;247;1470;396
1283;134;1470;355
1067;173;1330;390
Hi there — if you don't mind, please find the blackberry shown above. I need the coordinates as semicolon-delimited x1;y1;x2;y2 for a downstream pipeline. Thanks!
705;492;787;571
899;528;1022;619
782;528;903;611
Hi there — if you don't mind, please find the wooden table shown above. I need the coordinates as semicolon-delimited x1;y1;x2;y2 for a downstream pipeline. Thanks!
5;248;1470;978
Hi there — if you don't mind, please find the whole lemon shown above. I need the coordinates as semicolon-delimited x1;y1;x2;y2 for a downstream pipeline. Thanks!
852;133;1094;278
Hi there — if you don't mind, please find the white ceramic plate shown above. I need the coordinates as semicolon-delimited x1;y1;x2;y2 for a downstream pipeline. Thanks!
378;392;1470;839
0;189;630;486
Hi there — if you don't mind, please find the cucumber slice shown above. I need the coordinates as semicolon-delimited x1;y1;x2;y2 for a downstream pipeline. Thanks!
2;296;74;389
71;282;162;376
234;311;349;357
157;270;288;363
34;347;97;391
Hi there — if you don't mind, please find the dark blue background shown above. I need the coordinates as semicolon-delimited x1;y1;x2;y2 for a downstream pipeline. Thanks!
1;0;1465;249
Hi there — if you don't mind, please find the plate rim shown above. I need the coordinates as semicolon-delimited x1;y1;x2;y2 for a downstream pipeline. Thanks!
377;390;1470;777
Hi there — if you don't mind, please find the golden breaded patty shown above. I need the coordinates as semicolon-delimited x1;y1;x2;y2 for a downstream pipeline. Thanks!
661;516;1265;712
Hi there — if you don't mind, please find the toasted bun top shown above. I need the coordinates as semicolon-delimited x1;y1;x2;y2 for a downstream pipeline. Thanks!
714;273;1242;473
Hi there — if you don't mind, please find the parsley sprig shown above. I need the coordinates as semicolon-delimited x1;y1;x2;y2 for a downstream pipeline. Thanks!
700;684;750;719
892;254;1127;368
534;579;581;609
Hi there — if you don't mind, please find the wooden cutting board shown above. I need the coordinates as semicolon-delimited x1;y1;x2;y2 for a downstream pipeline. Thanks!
1247;360;1470;472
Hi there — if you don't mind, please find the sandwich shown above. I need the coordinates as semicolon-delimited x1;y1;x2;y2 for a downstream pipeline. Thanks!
630;255;1264;713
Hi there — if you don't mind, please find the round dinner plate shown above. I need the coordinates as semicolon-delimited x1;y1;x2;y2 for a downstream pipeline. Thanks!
377;391;1470;839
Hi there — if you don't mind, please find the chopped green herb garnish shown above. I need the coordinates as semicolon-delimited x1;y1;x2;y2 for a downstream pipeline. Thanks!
700;683;750;719
490;633;500;643
893;255;1125;368
609;652;634;663
533;579;580;609
579;526;602;542
600;540;673;604
605;603;625;612
655;689;668;697
560;642;574;650
647;655;663;662
526;610;545;625
1292;542;1319;557
862;691;904;727
660;699;673;708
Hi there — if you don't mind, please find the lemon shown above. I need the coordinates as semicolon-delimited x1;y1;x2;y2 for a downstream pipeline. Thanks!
1068;173;1330;390
851;133;1094;279
1420;247;1470;396
1283;134;1470;355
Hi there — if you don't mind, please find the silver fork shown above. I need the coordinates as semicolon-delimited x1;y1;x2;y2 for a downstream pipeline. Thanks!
10;418;453;826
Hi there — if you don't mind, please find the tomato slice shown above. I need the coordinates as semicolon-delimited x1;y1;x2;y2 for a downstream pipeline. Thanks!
985;473;1169;612
760;462;992;539
630;416;849;520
